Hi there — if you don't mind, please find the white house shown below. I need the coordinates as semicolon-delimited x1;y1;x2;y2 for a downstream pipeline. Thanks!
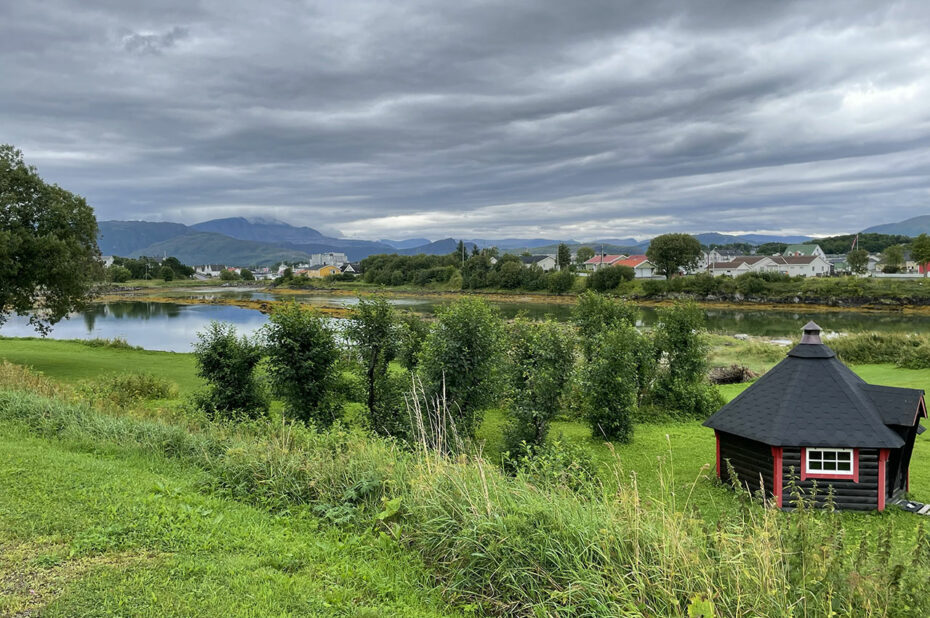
709;256;780;277
309;252;348;267
771;255;831;277
195;264;225;277
520;255;558;271
582;254;628;271
782;244;825;259
100;255;115;268
614;255;658;278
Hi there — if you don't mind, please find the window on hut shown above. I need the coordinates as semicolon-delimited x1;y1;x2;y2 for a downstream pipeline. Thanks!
806;448;853;475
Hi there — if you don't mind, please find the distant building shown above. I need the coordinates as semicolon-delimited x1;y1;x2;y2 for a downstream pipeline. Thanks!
613;255;657;278
709;255;830;277
195;264;225;277
519;255;558;271
341;262;362;274
309;252;348;267
582;254;628;271
100;255;115;268
782;244;825;259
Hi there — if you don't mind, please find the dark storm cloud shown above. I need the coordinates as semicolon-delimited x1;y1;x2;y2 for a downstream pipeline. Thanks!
3;0;930;239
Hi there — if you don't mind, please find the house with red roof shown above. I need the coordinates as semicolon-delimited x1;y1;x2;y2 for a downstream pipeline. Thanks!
582;254;627;271
614;255;657;278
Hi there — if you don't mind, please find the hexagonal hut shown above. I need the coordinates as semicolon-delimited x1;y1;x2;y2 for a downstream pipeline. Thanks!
704;321;926;511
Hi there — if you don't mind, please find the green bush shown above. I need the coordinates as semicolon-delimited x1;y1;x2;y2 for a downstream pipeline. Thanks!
263;302;340;426
503;319;575;453
582;322;642;442
572;290;637;361
545;269;575;294
418;297;504;438
82;337;140;350
587;264;634;292
193;321;268;420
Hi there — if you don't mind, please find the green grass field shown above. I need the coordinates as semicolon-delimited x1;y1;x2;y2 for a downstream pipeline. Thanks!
5;337;930;614
0;424;455;617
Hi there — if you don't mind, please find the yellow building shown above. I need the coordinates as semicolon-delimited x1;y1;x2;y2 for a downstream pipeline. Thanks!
307;264;341;278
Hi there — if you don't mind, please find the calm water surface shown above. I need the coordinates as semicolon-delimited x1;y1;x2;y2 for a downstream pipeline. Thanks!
3;295;930;352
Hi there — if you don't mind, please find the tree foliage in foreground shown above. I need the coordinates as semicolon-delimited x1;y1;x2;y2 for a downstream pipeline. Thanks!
263;302;340;426
418;297;504;438
192;321;268;419
346;297;405;436
582;322;642;442
0;145;101;332
504;318;576;453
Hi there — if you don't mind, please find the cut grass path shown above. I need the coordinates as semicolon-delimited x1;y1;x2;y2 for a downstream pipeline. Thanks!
0;423;456;617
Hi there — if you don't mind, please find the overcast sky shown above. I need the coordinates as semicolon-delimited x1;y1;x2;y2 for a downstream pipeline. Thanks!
3;1;930;241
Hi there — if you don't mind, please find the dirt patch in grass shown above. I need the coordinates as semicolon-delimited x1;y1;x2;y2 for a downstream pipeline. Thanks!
0;538;157;617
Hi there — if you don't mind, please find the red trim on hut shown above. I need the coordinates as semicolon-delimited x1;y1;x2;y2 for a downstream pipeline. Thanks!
878;448;890;512
770;446;783;507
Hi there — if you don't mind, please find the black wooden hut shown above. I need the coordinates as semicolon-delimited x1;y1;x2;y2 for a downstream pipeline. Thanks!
704;321;926;511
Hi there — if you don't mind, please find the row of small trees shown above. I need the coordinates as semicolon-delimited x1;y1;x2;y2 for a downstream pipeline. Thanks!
192;294;721;453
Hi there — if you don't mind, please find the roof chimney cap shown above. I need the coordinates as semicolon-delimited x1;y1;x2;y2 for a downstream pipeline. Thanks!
800;321;823;344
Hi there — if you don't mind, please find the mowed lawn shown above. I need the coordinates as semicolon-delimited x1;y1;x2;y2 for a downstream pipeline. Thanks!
0;424;456;617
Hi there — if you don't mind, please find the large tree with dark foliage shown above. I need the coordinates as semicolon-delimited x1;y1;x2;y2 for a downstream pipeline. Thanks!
646;233;702;278
0;145;100;333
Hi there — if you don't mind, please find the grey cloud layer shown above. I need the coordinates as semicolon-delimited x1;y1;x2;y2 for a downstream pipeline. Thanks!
3;0;930;239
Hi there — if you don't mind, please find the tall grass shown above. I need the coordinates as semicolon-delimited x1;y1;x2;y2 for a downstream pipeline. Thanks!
830;332;930;368
2;383;930;616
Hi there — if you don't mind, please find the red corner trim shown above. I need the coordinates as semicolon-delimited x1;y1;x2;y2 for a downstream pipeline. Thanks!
800;447;807;481
878;448;890;512
771;446;783;508
715;431;721;478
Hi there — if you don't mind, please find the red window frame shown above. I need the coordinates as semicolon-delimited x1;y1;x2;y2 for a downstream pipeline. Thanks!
801;447;859;483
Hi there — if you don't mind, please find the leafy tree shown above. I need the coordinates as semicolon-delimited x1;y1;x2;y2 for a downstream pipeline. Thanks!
587;264;634;292
557;242;571;270
418;297;504;437
504;319;575;453
911;234;930;277
161;256;193;278
882;244;905;271
0;145;101;333
346;297;401;434
193;321;268;419
582;323;641;442
575;246;595;265
108;265;132;283
807;233;911;254
847;249;869;275
755;242;788;256
219;269;240;281
646;233;702;278
397;312;429;370
546;269;575;294
572;290;637;360
263;302;340;425
240;268;255;281
652;302;722;417
159;265;174;281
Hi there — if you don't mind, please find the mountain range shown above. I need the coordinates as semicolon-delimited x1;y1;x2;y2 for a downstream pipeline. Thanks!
95;216;834;266
862;215;930;236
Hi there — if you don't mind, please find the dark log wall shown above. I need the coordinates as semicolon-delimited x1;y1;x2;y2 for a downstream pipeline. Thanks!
782;448;879;511
719;433;774;498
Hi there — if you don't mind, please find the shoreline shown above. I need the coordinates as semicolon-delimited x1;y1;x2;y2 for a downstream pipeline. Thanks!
93;284;930;317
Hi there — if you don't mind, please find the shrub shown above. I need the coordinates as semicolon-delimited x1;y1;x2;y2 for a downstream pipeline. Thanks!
587;264;634;292
219;269;240;281
346;297;403;436
263;302;340;426
397;312;429;370
159;265;174;282
108;265;132;283
545;269;575;294
506;439;597;491
418;297;504;437
652;302;722;417
82;337;140;350
503;319;575;453
572;290;637;361
582;322;641;442
193;321;268;420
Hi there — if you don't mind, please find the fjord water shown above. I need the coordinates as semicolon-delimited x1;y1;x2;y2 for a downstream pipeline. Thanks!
3;294;930;352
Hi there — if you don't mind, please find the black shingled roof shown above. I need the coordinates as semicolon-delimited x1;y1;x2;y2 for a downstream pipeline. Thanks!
704;324;924;448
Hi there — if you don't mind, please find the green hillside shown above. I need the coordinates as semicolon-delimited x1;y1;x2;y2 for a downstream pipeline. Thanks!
131;232;311;266
97;221;190;256
862;215;930;237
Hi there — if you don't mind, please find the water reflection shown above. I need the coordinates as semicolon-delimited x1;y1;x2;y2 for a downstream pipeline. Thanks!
1;302;267;353
3;297;928;354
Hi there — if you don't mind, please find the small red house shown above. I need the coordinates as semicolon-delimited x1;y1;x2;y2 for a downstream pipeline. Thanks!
704;322;926;511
